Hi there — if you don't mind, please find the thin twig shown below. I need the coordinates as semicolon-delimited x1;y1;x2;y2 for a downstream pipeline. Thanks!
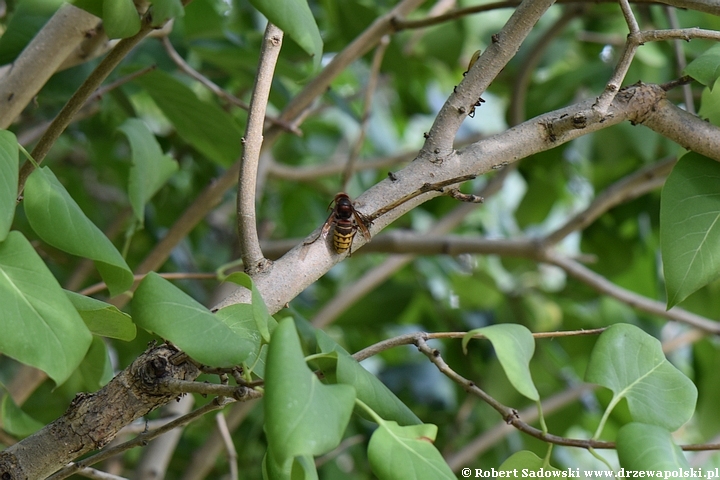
342;35;391;190
237;23;283;274
416;337;616;449
418;335;720;453
594;0;640;114
18;13;157;194
392;1;519;30
156;378;261;401
75;467;129;480
446;384;595;470
215;413;238;480
366;174;477;222
543;251;720;334
619;0;640;34
48;398;235;480
79;272;217;296
134;394;195;480
268;132;485;181
180;401;259;480
160;36;300;135
510;4;586;125
543;156;676;245
352;329;607;363
664;7;695;114
87;64;157;105
593;24;720;115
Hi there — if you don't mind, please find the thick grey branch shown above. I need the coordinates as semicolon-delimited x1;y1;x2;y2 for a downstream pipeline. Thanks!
214;82;720;314
0;345;201;480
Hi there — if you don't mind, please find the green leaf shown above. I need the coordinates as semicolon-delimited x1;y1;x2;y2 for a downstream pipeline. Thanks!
264;318;355;464
0;231;92;385
77;336;114;392
585;324;697;431
24;167;134;297
1;389;45;438
0;129;18;241
102;0;141;39
499;450;560;471
367;421;454;480
65;290;136;341
214;303;264;372
133;272;254;366
118;118;178;226
699;78;720;126
135;70;243;166
315;330;421;426
660;152;720;308
463;324;539;401
617;423;690;470
249;0;322;64
263;451;318;480
150;0;184;26
224;272;276;343
684;44;720;90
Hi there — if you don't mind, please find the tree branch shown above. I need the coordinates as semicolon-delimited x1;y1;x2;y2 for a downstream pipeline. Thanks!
0;4;101;129
237;23;283;274
47;397;237;480
423;0;555;158
215;80;720;314
0;344;201;479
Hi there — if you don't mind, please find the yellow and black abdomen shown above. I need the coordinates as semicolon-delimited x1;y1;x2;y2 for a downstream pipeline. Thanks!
333;221;356;253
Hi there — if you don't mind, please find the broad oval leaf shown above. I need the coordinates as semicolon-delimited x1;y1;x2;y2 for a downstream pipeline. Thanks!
684;44;720;90
102;0;140;38
660;152;720;308
24;166;133;297
135;70;243;166
368;421;455;480
463;324;539;401
617;423;690;470
0;129;18;241
118;118;178;226
132;272;254;366
0;231;92;385
264;318;355;464
65;290;136;341
249;0;322;63
585;324;697;431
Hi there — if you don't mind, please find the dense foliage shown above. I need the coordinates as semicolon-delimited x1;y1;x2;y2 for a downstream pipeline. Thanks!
1;0;720;478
